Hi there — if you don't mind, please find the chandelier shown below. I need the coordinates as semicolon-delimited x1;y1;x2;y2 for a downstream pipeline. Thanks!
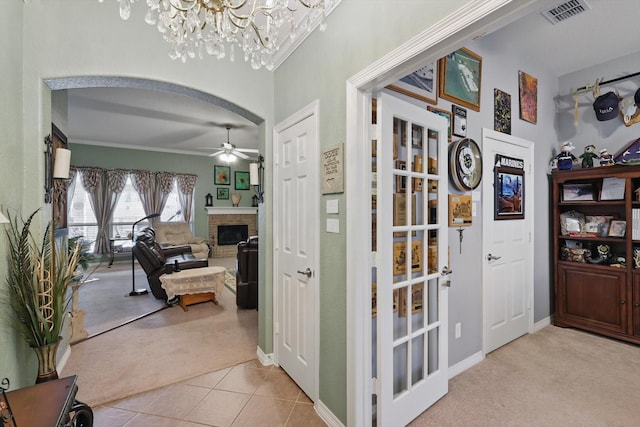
100;0;333;70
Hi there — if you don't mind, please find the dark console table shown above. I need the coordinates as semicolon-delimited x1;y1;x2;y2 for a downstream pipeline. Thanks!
3;375;93;426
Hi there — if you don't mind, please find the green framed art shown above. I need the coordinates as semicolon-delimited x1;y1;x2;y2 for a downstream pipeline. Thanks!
217;188;229;199
235;171;250;190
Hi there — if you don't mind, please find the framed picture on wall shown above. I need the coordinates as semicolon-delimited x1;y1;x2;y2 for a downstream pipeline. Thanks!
217;188;229;200
387;62;438;105
439;47;482;111
427;106;452;141
214;165;230;185
235;171;250;190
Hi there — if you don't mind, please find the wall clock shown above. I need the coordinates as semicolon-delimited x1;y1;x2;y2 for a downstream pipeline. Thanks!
450;138;483;191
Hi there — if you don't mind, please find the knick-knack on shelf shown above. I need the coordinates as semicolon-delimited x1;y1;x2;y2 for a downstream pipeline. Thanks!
555;141;578;170
579;144;599;168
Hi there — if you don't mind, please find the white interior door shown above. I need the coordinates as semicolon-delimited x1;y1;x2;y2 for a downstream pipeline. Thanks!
274;104;319;401
481;128;534;354
374;92;449;426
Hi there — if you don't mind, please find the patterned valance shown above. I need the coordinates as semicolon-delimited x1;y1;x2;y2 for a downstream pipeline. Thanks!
177;174;197;195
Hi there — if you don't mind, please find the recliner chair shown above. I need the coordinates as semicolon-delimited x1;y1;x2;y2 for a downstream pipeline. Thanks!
236;236;258;309
133;227;208;300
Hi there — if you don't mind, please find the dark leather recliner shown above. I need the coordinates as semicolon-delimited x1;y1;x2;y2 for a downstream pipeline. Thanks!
133;227;208;300
236;236;258;309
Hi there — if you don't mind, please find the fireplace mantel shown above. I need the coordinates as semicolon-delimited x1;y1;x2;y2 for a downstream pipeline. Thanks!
205;207;257;215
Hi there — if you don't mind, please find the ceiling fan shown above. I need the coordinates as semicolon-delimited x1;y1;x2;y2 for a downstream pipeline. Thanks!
209;125;258;161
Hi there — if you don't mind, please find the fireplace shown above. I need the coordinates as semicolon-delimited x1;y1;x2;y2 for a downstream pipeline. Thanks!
218;224;248;246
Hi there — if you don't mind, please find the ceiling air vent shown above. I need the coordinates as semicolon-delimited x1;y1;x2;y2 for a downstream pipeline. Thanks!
541;0;591;24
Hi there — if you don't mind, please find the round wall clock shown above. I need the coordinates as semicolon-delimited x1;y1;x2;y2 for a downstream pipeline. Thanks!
450;138;483;191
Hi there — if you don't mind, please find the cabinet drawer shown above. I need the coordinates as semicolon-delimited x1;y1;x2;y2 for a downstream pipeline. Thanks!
558;264;627;334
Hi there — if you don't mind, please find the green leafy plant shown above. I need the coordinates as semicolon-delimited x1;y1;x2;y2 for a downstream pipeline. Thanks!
3;209;80;347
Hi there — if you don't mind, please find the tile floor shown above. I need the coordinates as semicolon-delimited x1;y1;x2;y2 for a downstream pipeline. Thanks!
93;359;327;427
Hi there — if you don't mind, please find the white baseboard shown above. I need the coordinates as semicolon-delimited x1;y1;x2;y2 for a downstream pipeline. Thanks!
316;400;345;427
257;347;274;366
448;350;484;379
533;315;552;333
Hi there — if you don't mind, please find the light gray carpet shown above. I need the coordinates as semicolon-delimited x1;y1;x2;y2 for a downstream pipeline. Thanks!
410;326;640;426
74;262;167;338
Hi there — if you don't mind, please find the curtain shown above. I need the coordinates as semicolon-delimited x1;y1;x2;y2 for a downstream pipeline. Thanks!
130;170;155;218
78;167;107;254
177;173;197;225
154;172;175;223
95;169;129;251
66;167;78;217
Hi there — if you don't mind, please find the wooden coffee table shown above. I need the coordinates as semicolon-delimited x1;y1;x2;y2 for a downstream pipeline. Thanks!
160;266;226;311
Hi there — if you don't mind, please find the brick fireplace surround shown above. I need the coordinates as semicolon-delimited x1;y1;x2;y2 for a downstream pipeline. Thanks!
206;207;258;258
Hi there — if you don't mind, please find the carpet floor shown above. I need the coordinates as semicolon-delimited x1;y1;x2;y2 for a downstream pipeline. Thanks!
61;286;258;408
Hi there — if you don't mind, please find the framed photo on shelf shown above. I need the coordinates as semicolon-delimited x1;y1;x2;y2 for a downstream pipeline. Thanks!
562;183;594;201
214;165;231;185
395;160;407;192
393;240;423;275
216;188;229;199
585;215;613;237
427;106;452;141
235;171;250;190
387;62;438;105
609;220;627;237
439;47;482;111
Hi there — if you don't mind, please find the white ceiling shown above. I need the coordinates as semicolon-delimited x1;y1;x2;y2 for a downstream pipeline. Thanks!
65;0;640;155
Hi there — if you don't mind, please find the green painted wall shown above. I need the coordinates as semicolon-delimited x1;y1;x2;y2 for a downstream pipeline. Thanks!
69;143;256;241
273;0;471;422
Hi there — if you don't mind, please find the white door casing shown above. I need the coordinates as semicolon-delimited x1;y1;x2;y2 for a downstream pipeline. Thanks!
375;92;449;426
273;101;320;401
481;128;534;354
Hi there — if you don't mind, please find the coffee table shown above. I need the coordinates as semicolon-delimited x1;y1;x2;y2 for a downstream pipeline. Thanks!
160;266;225;311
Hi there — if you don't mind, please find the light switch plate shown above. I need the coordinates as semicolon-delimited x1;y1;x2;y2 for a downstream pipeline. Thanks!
327;218;340;233
327;199;339;214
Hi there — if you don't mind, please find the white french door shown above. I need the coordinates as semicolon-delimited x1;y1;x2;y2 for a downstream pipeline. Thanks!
373;92;449;426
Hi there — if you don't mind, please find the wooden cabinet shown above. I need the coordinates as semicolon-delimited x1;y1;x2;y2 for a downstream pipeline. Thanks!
552;164;640;344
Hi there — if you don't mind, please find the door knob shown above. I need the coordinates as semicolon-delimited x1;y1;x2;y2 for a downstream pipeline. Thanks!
487;254;502;261
297;268;313;278
441;266;453;276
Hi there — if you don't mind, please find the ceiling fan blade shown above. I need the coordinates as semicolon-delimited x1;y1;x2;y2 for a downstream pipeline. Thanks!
233;150;250;159
209;151;224;157
236;148;260;154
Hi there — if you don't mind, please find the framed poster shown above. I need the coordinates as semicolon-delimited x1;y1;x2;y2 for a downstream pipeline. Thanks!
214;165;230;185
235;171;250;190
387;62;438;105
439;47;482;111
494;166;524;220
448;194;472;226
518;70;538;124
452;105;467;137
427;106;452;141
321;143;344;194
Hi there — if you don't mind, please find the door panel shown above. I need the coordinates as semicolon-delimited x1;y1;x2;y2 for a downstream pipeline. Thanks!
374;92;448;426
275;111;318;400
482;129;533;354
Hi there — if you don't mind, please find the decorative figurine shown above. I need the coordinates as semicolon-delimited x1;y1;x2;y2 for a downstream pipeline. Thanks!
579;144;599;168
599;148;615;166
555;141;578;170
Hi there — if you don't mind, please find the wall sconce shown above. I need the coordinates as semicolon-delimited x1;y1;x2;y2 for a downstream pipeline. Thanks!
250;155;264;205
44;135;72;203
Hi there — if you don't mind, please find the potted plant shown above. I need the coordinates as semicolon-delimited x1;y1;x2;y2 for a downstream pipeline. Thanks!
3;209;80;383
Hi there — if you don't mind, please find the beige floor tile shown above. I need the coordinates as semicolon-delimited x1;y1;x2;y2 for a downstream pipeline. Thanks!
124;413;206;427
297;391;313;404
215;366;268;394
182;367;231;388
237;358;273;371
231;395;295;427
142;383;210;419
108;385;169;412
184;389;251;427
286;402;327;427
255;371;301;401
92;406;137;427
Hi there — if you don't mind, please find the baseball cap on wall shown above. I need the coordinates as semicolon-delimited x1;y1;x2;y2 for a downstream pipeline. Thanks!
593;91;619;121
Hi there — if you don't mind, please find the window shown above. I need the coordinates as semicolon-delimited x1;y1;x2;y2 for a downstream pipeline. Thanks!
111;177;147;238
67;174;98;250
160;182;185;222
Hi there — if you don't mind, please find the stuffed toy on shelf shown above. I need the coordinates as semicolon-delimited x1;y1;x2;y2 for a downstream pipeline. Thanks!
579;144;599;168
555;141;578;170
